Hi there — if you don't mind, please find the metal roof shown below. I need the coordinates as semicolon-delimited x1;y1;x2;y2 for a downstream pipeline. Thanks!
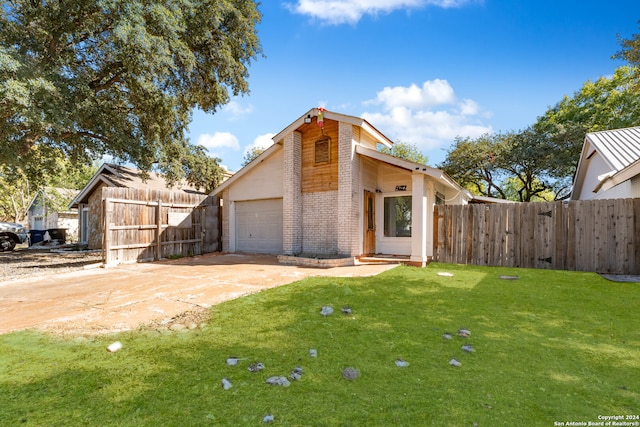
585;126;640;172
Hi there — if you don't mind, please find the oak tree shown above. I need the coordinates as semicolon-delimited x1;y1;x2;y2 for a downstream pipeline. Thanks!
0;0;262;192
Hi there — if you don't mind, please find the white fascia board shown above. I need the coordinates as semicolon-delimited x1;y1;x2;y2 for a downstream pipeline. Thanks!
355;145;464;192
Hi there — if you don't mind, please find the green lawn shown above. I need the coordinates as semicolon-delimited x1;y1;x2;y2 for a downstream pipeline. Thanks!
1;263;638;426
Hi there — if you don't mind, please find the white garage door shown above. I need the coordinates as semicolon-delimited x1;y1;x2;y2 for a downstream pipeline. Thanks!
235;199;283;254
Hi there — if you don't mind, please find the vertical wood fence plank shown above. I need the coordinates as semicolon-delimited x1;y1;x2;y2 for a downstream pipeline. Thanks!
621;198;634;274
432;198;638;274
103;198;111;265
98;187;218;265
565;202;576;271
156;200;162;261
634;199;640;274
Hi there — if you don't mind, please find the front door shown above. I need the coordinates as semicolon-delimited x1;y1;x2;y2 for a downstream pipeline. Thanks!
364;191;376;255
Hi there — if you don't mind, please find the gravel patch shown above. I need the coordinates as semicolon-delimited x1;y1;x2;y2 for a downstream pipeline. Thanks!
0;248;102;282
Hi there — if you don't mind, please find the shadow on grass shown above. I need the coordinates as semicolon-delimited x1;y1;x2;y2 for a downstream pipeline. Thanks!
1;263;638;426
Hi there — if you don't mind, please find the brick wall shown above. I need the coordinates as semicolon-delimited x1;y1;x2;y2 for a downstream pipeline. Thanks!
283;131;302;255
302;191;338;254
221;189;230;252
337;123;360;256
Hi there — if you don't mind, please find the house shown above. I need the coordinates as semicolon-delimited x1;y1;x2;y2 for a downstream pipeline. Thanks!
211;108;471;266
571;127;640;200
27;187;80;242
69;163;205;249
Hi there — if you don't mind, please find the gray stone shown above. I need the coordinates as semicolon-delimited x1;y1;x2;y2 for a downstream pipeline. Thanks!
462;344;475;353
266;376;291;387
449;358;462;367
309;349;318;358
221;378;232;390
342;367;360;380
395;359;409;368
457;328;471;338
263;414;274;423
320;306;334;316
248;362;265;372
290;366;303;380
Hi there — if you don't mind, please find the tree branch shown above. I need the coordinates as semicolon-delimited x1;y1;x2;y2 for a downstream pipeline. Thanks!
89;61;124;93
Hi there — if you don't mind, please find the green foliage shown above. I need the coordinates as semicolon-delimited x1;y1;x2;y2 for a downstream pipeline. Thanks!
0;0;262;190
440;130;567;202
0;265;637;425
378;141;429;165
533;66;640;180
0;166;31;221
614;21;640;91
241;146;266;167
439;133;507;199
0;159;97;221
443;66;640;201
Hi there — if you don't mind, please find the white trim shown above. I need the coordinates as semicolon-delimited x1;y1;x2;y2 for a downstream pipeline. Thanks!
598;158;640;192
410;172;428;266
69;163;118;208
272;108;394;148
376;191;412;256
355;145;467;194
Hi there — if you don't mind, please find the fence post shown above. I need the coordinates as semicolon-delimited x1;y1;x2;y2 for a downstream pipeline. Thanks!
156;199;162;260
103;198;112;265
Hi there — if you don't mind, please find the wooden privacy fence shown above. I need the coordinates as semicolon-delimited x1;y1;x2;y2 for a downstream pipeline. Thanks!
434;199;640;274
101;187;220;266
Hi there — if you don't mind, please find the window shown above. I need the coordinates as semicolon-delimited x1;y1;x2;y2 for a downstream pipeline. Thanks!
383;196;412;237
435;192;445;205
367;195;374;230
314;136;331;164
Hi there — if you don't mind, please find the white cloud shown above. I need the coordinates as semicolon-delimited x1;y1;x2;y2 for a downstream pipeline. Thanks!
197;132;240;150
285;0;474;25
243;133;275;156
223;101;254;119
457;98;479;115
362;80;492;157
369;80;456;109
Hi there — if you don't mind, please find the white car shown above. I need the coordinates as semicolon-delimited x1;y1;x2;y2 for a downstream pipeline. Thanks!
0;222;28;251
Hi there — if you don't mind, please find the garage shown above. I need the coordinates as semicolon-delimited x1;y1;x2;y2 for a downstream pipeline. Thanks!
235;199;283;254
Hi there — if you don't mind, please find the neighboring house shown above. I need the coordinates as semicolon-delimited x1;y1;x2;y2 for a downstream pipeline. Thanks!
211;108;471;266
571;127;640;200
69;163;205;249
27;187;80;242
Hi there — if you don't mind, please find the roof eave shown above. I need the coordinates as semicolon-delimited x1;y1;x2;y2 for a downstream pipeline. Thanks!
271;108;394;148
69;164;116;208
355;145;464;192
599;157;640;192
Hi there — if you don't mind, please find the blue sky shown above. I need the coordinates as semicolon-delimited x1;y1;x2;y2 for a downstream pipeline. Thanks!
188;0;640;172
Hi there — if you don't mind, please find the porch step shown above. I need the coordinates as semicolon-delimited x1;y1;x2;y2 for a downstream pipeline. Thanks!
356;255;409;265
356;255;432;267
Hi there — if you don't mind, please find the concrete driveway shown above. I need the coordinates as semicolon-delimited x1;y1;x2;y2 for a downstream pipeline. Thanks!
0;253;397;336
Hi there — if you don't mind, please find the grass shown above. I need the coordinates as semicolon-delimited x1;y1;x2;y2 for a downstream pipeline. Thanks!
0;263;638;426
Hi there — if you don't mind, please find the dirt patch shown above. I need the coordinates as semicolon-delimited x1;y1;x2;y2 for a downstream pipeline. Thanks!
0;252;398;336
0;249;102;281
